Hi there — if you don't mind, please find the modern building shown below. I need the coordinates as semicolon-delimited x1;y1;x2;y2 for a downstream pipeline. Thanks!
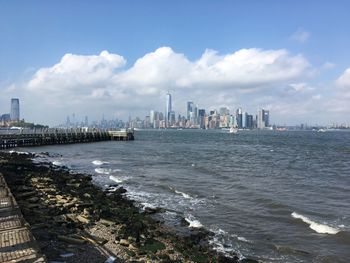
258;109;270;129
236;108;242;128
169;111;176;126
187;101;194;120
166;92;172;127
264;110;270;127
246;114;254;129
10;98;20;121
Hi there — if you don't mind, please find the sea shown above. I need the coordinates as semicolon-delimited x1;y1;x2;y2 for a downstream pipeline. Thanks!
17;129;350;262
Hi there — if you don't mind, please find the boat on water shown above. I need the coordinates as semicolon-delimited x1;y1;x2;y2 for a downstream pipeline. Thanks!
229;127;238;134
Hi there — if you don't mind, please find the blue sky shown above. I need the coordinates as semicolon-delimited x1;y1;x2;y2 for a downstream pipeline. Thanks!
1;1;350;125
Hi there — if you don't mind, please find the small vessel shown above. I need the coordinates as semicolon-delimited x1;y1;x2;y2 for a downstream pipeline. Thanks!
229;127;238;134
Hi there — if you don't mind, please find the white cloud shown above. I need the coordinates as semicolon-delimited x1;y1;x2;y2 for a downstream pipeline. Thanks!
28;50;126;92
284;83;315;94
115;47;310;90
321;62;336;70
291;29;310;43
19;47;315;124
336;67;350;88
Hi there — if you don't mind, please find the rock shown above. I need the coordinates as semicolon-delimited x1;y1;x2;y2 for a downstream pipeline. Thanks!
143;207;165;214
129;244;137;250
58;235;86;245
76;215;90;224
27;197;40;203
119;239;130;246
83;193;91;198
17;191;37;198
63;202;75;209
100;218;115;226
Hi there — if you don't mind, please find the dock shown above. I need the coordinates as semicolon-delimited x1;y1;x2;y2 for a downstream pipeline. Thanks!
0;173;45;262
0;128;134;149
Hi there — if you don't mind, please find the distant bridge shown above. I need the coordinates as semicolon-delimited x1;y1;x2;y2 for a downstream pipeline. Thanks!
0;128;134;149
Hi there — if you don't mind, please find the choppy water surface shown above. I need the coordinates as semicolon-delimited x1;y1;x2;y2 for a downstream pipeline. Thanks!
21;130;350;262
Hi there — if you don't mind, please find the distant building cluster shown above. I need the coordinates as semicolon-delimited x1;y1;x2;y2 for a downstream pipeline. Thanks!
61;113;125;129
128;92;270;130
0;98;20;126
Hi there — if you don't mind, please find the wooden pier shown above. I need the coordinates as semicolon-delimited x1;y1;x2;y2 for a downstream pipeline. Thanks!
0;128;134;149
0;173;46;262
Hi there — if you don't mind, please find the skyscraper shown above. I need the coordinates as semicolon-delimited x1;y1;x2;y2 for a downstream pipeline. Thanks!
166;92;172;127
10;98;20;121
236;108;242;128
187;101;194;120
263;110;270;127
258;109;270;129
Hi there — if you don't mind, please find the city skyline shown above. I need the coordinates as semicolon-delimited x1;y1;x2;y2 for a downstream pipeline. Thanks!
1;1;350;126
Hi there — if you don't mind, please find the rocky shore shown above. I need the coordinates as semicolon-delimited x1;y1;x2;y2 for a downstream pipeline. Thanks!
0;151;258;263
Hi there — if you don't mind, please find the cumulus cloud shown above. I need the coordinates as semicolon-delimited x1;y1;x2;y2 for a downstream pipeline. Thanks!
28;50;126;92
336;67;350;88
20;47;316;124
115;47;310;90
290;29;310;43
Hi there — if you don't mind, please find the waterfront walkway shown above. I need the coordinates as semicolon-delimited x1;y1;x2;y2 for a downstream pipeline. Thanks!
0;173;45;263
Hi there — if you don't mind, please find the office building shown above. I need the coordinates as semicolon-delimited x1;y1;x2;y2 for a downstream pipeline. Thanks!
258;109;270;129
166;92;172;127
236;108;242;128
10;98;20;121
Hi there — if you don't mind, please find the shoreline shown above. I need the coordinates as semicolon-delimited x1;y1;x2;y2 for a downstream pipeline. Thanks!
0;151;258;263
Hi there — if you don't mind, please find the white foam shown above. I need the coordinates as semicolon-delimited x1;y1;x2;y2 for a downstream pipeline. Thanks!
109;175;123;183
237;236;253;243
175;189;191;199
185;216;203;228
141;202;157;210
52;161;62;166
291;212;340;234
9;150;29;155
95;168;112;175
92;160;109;166
106;186;118;192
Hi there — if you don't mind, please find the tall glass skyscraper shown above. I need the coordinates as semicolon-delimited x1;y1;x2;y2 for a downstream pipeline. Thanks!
166;92;172;127
187;101;194;120
10;98;20;121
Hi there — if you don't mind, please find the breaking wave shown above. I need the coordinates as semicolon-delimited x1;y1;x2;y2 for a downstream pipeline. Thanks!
291;212;340;234
109;175;123;183
52;161;62;166
92;160;109;165
95;168;112;175
185;215;203;228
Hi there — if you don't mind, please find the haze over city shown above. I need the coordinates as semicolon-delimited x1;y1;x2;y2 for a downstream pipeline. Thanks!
1;1;350;126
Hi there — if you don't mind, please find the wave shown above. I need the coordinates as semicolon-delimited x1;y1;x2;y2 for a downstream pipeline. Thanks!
169;186;192;199
175;189;191;199
185;215;203;228
109;175;123;183
92;160;109;165
9;150;29;155
209;227;244;259
291;212;340;234
95;168;112;175
52;161;62;166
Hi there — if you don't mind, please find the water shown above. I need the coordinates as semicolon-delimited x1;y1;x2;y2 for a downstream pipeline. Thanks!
19;130;350;262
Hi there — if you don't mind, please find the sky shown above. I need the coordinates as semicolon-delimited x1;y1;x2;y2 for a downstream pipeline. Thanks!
1;0;350;126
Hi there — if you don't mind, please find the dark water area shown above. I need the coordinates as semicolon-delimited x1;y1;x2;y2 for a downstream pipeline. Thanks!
18;130;350;262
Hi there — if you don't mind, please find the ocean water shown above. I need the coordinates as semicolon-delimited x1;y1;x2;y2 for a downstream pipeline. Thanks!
19;129;350;262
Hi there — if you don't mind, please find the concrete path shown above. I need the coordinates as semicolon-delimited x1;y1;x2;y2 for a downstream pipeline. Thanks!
0;173;46;263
